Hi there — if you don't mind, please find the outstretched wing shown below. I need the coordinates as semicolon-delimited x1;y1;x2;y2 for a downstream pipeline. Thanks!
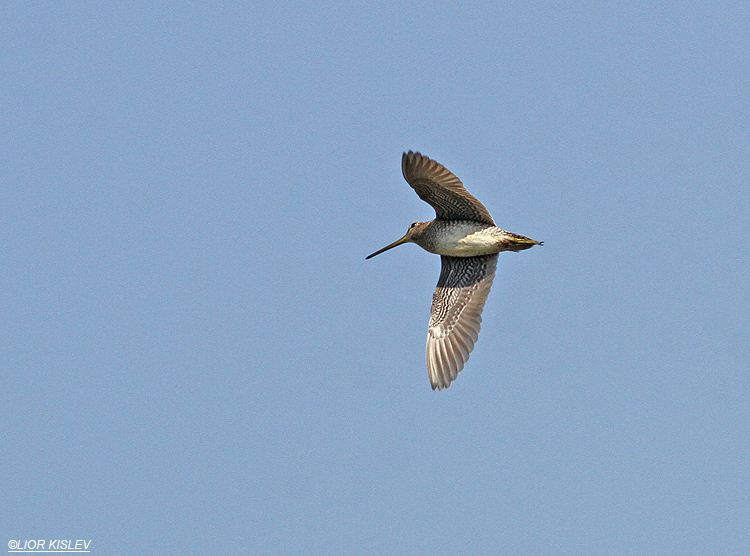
402;151;495;225
426;254;498;390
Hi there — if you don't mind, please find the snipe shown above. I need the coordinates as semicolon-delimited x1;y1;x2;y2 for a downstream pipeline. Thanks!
367;151;541;390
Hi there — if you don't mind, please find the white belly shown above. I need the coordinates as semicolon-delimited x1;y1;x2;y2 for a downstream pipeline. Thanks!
419;222;504;257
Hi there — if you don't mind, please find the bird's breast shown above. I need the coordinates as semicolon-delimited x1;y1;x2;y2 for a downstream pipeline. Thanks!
417;221;507;257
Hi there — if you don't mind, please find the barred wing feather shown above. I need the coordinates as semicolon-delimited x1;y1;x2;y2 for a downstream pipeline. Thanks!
402;151;495;225
426;254;498;390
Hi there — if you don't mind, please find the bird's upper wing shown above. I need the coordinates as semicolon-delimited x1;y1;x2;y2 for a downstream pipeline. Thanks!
402;151;495;225
426;254;498;390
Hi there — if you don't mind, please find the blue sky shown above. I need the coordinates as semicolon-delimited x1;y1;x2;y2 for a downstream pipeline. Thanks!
2;2;749;555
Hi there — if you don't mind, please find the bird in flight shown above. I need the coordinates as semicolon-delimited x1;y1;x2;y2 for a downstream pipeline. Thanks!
367;151;541;390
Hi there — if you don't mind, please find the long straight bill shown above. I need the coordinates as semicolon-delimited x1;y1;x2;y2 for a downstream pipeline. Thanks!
365;234;410;259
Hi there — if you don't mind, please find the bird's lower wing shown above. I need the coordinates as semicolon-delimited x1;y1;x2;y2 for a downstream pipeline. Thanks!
426;255;498;390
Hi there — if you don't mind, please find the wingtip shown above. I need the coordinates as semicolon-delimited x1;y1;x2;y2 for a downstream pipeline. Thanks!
430;377;452;391
402;150;426;165
402;150;419;174
430;379;447;391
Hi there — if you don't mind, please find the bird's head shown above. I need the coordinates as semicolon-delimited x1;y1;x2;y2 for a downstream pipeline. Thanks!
366;221;430;259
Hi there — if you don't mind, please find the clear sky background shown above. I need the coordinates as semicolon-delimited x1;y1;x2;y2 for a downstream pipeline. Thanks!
2;2;749;555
